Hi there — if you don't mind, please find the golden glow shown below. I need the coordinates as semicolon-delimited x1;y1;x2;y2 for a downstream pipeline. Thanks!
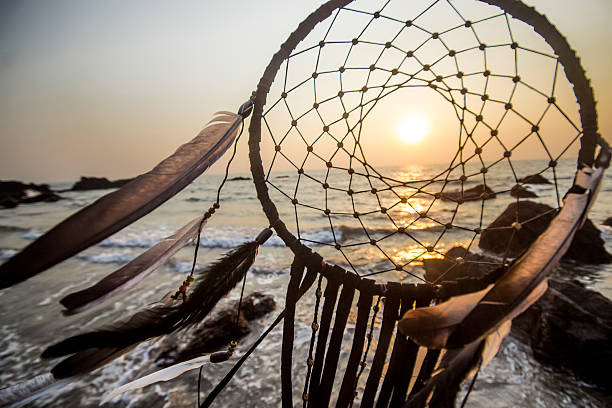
392;246;444;264
397;115;429;144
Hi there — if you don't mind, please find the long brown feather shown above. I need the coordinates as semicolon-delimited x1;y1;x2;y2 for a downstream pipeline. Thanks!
0;112;242;289
42;238;262;379
60;217;205;315
446;191;587;348
399;189;590;350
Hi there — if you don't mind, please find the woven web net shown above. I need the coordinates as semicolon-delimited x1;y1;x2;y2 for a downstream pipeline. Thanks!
259;0;584;282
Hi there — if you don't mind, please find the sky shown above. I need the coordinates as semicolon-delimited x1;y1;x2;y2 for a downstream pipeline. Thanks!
1;0;611;183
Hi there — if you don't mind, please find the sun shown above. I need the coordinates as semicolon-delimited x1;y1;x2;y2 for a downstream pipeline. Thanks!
397;115;429;144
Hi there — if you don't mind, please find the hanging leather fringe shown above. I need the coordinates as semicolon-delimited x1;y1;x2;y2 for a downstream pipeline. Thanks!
307;266;341;405
316;271;357;407
335;279;375;408
42;227;272;379
361;284;401;408
0;102;252;289
281;258;306;408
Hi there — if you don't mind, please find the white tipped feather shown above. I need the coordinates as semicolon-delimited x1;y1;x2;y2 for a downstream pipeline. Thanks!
100;354;236;404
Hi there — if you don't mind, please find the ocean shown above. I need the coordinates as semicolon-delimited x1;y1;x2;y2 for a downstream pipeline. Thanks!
0;159;611;407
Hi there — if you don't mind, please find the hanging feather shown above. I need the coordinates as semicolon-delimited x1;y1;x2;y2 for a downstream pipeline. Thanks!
60;216;205;315
0;374;74;408
100;354;237;405
0;101;252;289
400;185;591;350
445;190;587;348
42;228;272;379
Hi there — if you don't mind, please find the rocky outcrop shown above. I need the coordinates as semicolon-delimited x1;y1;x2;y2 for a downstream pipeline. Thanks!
155;292;275;366
510;184;537;198
0;181;62;209
518;173;551;184
479;201;611;263
440;184;495;202
512;279;612;391
70;176;134;191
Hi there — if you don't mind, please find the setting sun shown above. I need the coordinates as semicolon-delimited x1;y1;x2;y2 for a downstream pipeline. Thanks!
397;115;429;144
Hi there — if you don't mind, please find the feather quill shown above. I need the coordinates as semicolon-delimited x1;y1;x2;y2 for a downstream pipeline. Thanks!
60;217;205;315
0;111;244;289
43;231;269;379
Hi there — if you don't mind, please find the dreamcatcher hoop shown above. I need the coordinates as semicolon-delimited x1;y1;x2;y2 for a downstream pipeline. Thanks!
0;1;609;407
248;0;602;278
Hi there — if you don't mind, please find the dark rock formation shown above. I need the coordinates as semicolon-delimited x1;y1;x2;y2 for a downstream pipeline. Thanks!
510;184;537;198
603;217;612;227
228;176;250;181
518;173;551;184
155;292;275;365
422;246;499;282
70;176;134;191
440;184;496;202
479;201;611;263
512;279;612;391
0;181;62;209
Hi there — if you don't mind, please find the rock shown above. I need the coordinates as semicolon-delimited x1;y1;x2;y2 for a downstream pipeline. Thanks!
70;176;134;191
440;184;496;202
479;201;611;263
603;217;612;227
512;279;612;391
518;173;551;184
155;292;275;366
422;246;498;282
228;176;250;181
0;180;62;209
510;184;537;198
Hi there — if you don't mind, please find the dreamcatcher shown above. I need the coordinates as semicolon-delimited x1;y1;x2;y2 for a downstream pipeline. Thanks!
0;0;609;407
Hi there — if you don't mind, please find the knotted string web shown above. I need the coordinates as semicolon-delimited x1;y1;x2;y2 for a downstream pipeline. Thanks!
260;0;584;282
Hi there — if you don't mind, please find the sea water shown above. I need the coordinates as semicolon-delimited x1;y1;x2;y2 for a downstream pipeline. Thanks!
0;159;610;407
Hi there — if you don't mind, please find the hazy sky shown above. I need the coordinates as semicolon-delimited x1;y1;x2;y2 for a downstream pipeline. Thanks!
1;0;610;182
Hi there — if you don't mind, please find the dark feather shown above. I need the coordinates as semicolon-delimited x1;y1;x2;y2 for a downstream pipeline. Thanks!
404;341;483;408
0;113;241;289
43;241;259;379
446;192;587;348
404;321;510;408
400;191;589;350
60;217;205;315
